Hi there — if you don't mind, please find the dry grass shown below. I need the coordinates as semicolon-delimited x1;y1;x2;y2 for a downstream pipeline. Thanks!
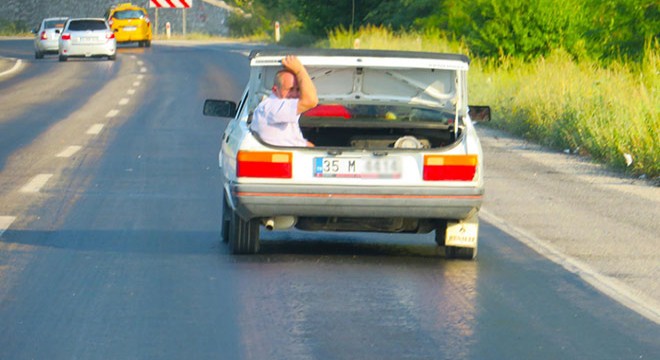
326;27;659;179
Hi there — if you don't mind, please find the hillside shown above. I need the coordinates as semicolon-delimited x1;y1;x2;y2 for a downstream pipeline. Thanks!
1;0;230;35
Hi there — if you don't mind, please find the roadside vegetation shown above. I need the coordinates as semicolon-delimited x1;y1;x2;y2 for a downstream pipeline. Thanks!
323;26;659;179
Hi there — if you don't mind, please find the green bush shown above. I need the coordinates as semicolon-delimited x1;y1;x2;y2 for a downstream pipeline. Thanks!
0;18;30;35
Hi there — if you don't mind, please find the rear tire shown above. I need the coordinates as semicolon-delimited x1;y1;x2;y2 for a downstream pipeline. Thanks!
58;55;67;62
35;51;43;59
228;212;260;254
434;220;448;246
445;246;477;260
220;192;231;243
108;54;116;61
145;40;151;48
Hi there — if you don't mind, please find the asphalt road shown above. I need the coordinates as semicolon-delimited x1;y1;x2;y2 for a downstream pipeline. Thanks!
0;38;658;360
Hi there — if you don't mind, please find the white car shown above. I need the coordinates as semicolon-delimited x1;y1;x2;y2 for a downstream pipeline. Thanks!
58;18;117;62
33;17;68;59
204;49;490;259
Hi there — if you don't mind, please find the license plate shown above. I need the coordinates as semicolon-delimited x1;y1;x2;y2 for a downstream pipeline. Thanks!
123;26;137;31
80;36;97;43
314;157;401;178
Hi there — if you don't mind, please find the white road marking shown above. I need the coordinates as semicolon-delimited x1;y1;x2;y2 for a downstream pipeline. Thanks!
106;109;119;118
86;124;104;135
0;59;22;77
0;216;16;237
480;208;660;325
119;98;129;105
127;88;136;95
137;60;144;66
56;145;82;158
140;67;147;73
20;174;53;193
133;81;141;87
137;74;144;80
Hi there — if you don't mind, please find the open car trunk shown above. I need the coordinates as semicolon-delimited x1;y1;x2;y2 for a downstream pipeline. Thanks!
246;50;471;150
299;103;463;149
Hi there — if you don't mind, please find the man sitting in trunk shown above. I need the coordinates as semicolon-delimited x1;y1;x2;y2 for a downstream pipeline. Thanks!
250;55;318;147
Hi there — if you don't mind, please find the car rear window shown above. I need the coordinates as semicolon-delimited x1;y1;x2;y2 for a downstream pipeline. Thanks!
113;10;145;20
68;20;108;31
45;20;66;29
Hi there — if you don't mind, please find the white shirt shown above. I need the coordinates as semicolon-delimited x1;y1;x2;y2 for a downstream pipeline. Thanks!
250;94;308;146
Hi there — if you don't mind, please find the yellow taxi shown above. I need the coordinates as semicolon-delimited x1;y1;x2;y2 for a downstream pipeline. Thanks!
105;3;152;47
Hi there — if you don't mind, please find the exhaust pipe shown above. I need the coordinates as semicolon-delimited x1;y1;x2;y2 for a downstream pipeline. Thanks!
265;218;275;231
262;216;297;231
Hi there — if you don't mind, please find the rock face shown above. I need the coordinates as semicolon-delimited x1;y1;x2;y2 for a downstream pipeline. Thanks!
2;0;229;36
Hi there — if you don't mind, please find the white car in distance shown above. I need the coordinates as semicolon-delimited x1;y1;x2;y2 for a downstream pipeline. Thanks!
32;17;68;59
204;49;490;260
58;18;117;62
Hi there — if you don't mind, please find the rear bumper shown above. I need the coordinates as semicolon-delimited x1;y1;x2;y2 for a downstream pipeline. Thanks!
36;40;59;52
229;183;483;220
115;31;150;43
60;42;116;57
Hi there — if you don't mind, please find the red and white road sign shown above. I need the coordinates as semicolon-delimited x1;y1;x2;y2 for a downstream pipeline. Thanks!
150;0;192;8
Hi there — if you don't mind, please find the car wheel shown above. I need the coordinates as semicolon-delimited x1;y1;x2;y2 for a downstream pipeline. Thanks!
220;192;231;243
145;40;151;48
445;246;477;260
434;220;448;246
138;41;144;48
228;211;260;254
58;55;67;62
108;54;116;61
35;51;43;59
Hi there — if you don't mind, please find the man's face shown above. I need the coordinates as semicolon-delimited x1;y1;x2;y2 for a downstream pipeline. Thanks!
274;72;300;99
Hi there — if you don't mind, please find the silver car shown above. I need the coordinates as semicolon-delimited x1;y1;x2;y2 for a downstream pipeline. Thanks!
204;49;490;259
33;17;68;59
58;18;117;62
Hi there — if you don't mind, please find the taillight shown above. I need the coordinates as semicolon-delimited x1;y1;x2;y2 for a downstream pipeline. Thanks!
423;155;478;181
61;33;71;41
40;31;48;40
106;32;115;40
237;151;292;178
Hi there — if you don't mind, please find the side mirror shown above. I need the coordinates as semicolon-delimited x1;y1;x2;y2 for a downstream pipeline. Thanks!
203;99;238;118
468;105;491;122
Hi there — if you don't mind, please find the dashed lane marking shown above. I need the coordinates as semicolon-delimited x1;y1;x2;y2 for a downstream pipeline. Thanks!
119;98;129;105
127;89;136;95
0;216;16;237
140;67;147;73
137;75;144;80
56;145;82;158
20;174;53;193
106;109;119;118
132;81;140;87
86;124;104;135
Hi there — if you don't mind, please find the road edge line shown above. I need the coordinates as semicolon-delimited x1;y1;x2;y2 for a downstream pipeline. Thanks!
481;207;660;325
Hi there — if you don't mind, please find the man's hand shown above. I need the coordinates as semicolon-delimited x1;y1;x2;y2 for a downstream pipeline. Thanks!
281;55;304;75
282;55;318;114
